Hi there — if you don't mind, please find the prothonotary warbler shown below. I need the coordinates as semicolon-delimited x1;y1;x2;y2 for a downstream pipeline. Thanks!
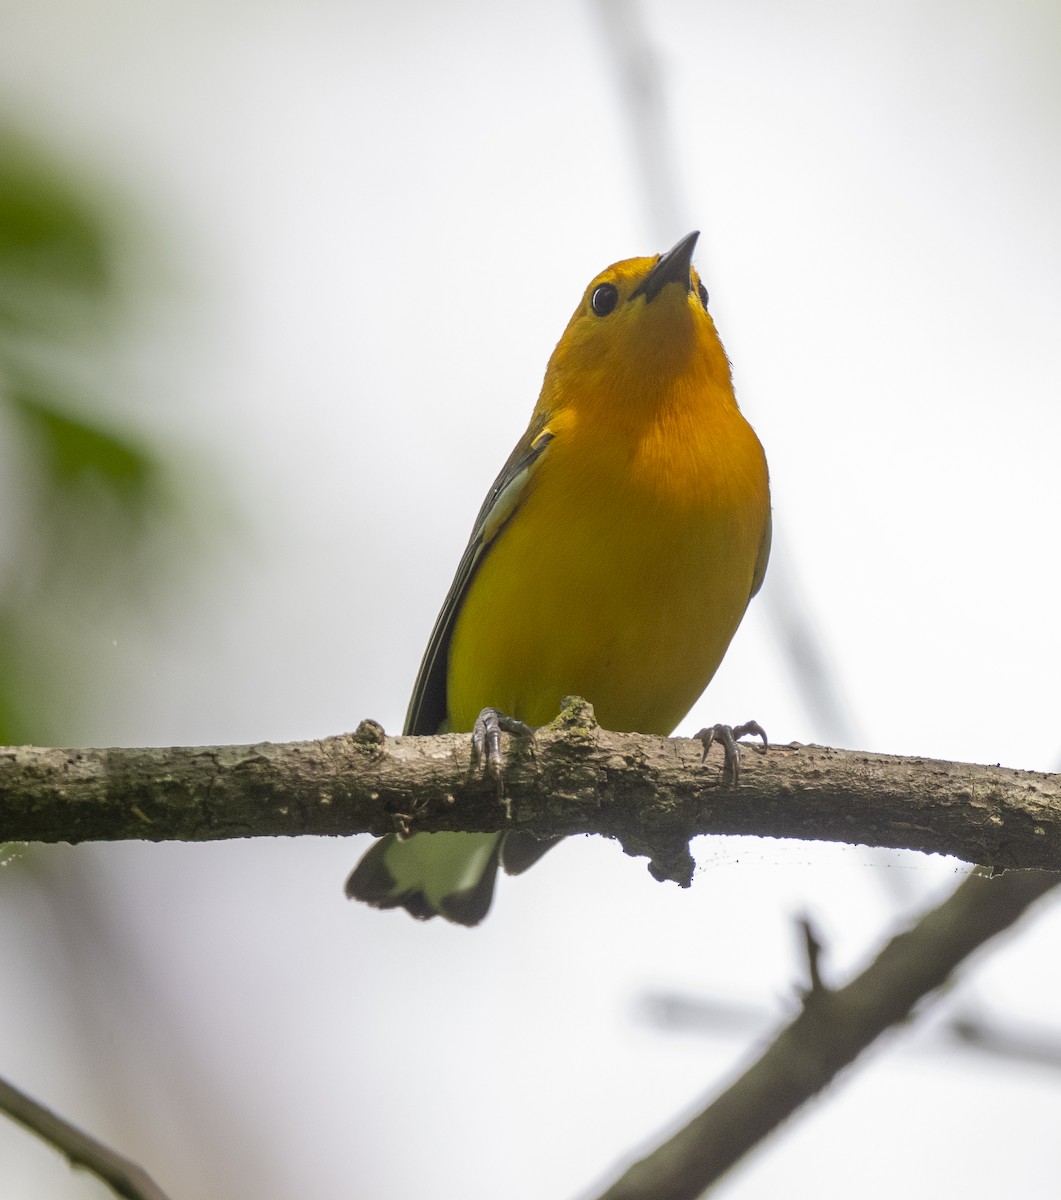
346;232;771;925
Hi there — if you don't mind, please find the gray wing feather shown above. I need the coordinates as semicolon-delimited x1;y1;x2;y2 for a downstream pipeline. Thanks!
403;419;554;735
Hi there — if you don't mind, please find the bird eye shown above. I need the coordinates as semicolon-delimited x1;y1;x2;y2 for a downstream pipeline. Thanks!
697;280;709;308
591;283;619;317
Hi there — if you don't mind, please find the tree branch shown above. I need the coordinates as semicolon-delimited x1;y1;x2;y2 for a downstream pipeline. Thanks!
2;698;1059;879
0;1074;173;1200
590;867;1060;1199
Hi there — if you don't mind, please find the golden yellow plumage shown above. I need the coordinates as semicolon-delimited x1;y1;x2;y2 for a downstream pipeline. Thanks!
347;232;770;924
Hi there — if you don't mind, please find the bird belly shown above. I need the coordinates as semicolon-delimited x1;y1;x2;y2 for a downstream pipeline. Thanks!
446;429;767;736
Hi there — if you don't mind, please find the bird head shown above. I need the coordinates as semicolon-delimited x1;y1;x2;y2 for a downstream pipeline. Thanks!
543;232;733;413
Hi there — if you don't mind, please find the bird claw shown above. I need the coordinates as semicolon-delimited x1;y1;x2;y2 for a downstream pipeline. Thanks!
694;720;767;785
472;707;534;796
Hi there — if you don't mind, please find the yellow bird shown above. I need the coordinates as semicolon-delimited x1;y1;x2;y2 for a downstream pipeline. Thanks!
346;232;770;924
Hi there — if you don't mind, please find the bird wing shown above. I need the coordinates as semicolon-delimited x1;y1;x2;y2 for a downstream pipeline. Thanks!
403;411;555;735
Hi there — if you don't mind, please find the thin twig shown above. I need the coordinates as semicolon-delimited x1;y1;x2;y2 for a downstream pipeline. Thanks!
798;915;827;998
0;1074;173;1200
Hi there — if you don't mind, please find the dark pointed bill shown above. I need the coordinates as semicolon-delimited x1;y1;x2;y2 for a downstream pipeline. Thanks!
629;230;700;303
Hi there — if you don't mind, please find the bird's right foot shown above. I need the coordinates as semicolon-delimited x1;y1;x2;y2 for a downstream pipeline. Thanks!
472;707;534;794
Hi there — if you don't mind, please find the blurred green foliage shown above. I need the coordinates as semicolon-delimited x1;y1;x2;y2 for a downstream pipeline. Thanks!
0;128;113;329
0;123;190;745
11;386;157;517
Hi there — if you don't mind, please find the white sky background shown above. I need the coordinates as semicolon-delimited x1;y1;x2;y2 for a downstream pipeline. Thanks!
1;1;1060;1197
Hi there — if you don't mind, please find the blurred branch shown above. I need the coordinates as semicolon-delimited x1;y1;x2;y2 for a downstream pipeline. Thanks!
942;1010;1061;1069
0;1074;172;1200
592;2;865;750
640;988;1061;1074
590;868;1059;1200
760;546;863;746
1;697;1059;877
591;0;685;235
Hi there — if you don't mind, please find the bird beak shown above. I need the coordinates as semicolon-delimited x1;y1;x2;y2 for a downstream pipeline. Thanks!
629;231;700;303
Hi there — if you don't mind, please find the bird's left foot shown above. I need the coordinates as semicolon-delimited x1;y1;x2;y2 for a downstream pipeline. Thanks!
472;707;534;794
694;721;767;785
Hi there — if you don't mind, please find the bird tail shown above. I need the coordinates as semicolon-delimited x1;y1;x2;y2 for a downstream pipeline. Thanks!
346;831;502;925
345;830;558;925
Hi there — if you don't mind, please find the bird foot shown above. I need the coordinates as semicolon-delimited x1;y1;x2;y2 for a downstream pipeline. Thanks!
472;707;534;796
694;720;767;785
